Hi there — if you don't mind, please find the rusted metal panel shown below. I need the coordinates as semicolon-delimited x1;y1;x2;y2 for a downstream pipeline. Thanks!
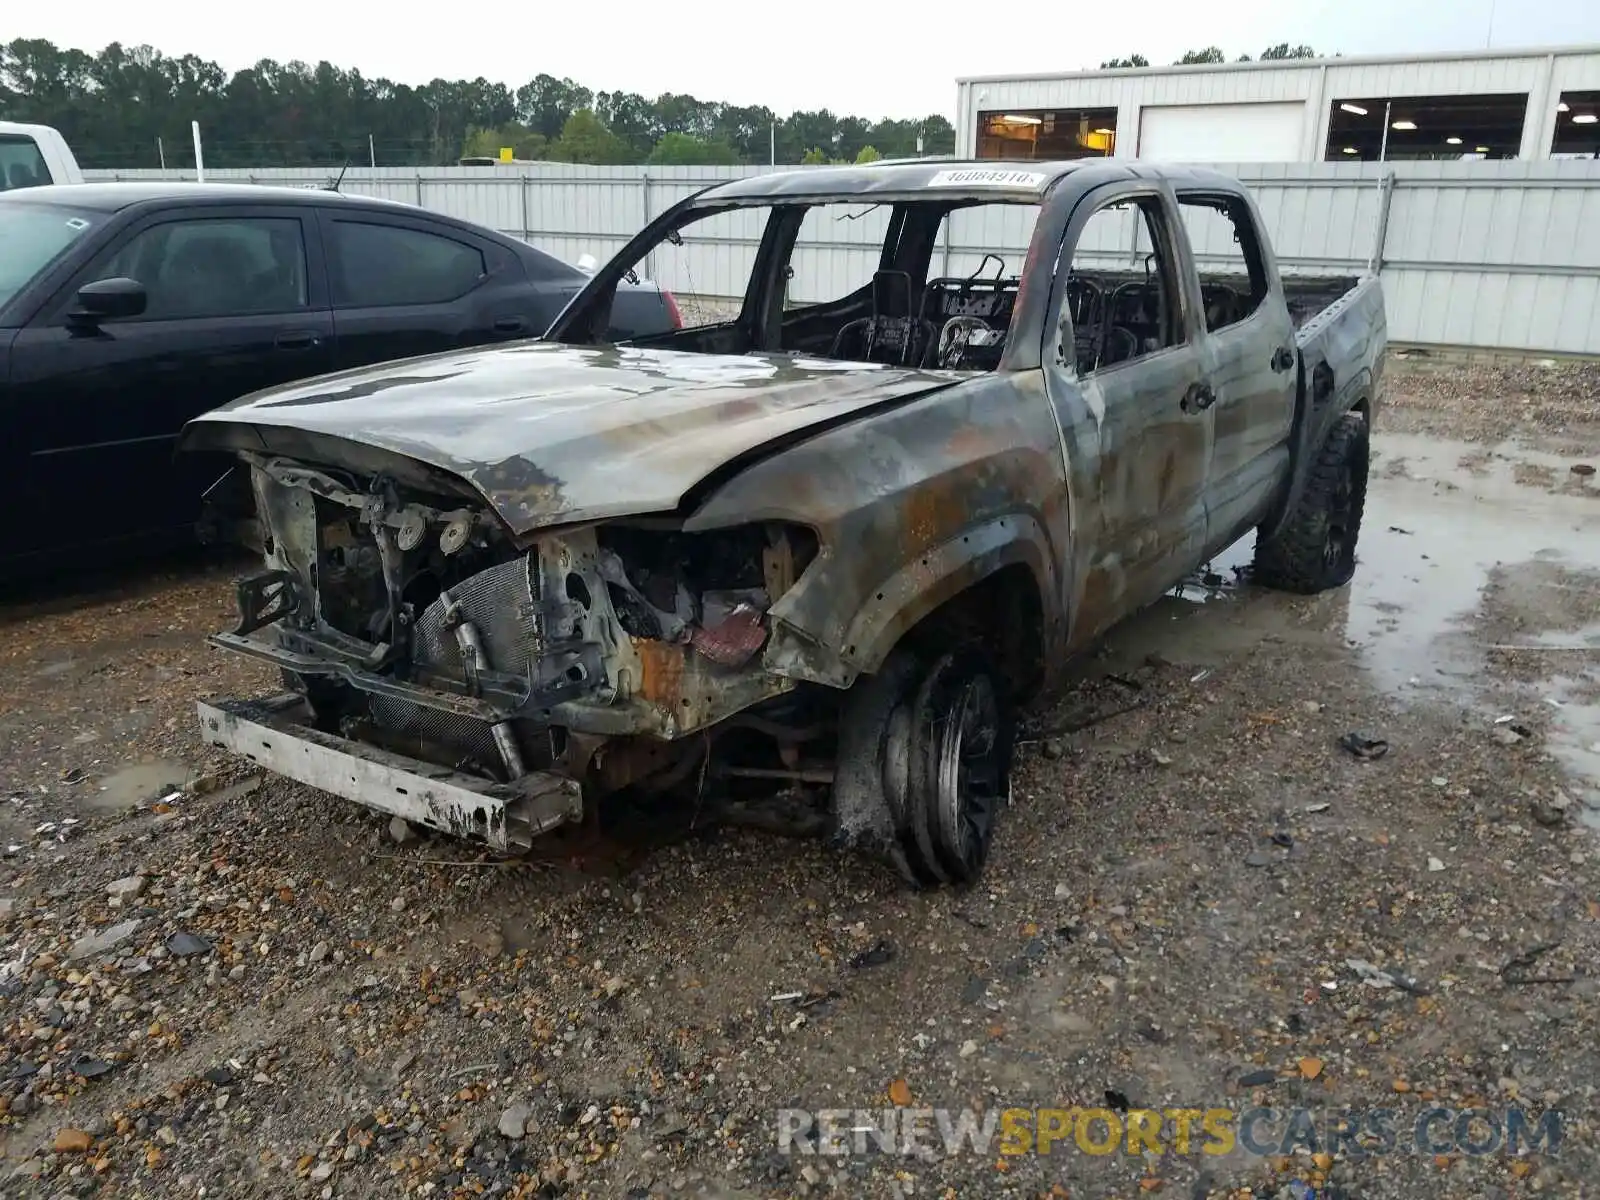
197;696;581;849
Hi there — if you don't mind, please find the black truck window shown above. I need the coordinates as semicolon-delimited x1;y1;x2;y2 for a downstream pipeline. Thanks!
98;217;308;319
329;221;486;308
1175;193;1270;333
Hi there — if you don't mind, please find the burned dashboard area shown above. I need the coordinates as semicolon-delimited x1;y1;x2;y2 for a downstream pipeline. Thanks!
204;453;823;811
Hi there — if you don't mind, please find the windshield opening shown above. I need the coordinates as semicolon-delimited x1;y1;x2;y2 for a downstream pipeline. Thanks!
0;201;97;311
568;196;1044;373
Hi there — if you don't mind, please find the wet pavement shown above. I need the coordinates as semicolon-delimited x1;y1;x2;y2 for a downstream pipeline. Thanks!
1148;433;1600;818
0;402;1597;1199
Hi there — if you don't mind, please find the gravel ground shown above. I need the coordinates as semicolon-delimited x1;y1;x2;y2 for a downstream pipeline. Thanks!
1;357;1597;1200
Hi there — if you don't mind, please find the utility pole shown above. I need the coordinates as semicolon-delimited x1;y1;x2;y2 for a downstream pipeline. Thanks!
192;121;205;183
156;136;166;171
770;121;775;166
369;133;376;168
1486;0;1496;48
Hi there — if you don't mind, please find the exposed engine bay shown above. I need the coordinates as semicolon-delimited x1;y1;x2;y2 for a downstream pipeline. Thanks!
202;453;832;849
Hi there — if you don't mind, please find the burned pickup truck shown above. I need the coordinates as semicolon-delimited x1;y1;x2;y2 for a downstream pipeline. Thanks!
182;160;1385;886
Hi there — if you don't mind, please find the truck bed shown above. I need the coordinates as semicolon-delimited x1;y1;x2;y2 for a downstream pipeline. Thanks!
1283;275;1363;331
1195;271;1364;331
1256;270;1388;545
1289;272;1386;401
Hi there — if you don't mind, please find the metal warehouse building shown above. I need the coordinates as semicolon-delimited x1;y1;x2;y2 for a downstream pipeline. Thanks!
955;45;1600;163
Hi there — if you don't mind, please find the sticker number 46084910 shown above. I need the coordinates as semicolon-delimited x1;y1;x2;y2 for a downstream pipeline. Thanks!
926;168;1048;188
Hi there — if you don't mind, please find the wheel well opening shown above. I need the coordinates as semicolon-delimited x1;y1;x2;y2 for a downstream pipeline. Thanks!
900;564;1044;702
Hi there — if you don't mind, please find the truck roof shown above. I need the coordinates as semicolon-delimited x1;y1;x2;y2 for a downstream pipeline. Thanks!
695;159;1251;203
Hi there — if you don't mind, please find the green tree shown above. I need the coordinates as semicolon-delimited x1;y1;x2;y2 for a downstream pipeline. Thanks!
854;144;882;163
1175;47;1226;64
1260;43;1318;60
0;36;966;168
1100;55;1149;68
461;122;548;161
515;74;594;140
595;89;662;159
647;132;739;165
547;109;630;164
801;147;828;164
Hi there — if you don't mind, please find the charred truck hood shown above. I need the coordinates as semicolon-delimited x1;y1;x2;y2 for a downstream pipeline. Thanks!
179;340;961;539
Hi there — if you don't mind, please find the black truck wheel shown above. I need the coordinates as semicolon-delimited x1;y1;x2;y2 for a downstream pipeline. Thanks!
835;646;1014;887
1253;412;1369;594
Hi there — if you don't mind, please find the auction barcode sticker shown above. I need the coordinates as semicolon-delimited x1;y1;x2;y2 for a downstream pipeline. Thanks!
926;168;1049;188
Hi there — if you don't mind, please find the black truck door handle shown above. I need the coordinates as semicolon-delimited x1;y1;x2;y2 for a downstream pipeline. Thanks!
1271;345;1295;373
275;330;321;350
1181;381;1216;414
493;316;526;334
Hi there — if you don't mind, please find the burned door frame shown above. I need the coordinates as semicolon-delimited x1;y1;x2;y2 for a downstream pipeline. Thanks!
1039;179;1216;649
1170;188;1299;554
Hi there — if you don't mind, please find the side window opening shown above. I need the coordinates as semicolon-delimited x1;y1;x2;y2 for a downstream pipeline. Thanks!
774;200;1039;371
95;217;308;319
330;221;487;308
0;135;51;191
566;196;1042;374
1065;196;1184;375
1175;194;1269;333
643;205;767;329
781;203;894;313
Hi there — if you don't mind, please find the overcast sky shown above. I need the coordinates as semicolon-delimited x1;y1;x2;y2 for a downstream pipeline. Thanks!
14;0;1599;119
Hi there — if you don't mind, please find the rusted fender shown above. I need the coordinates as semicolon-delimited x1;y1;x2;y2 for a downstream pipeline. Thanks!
685;369;1073;688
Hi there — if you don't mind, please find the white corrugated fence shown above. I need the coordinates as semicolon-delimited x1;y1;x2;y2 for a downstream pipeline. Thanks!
84;161;1600;357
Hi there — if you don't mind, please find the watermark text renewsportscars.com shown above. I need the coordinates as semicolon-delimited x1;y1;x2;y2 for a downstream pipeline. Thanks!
775;1104;1564;1160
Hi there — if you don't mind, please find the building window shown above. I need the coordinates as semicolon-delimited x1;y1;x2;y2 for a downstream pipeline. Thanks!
1324;93;1527;161
977;109;1118;160
1551;91;1600;158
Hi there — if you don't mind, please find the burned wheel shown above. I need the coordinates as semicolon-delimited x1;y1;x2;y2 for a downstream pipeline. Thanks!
903;649;1013;885
838;646;1014;888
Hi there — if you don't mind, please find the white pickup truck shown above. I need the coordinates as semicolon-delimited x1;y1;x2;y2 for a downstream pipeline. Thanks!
0;122;83;190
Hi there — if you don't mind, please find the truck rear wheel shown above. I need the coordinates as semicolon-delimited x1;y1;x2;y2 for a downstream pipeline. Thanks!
1253;411;1369;594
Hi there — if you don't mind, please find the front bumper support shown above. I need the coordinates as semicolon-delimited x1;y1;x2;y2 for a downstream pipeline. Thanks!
197;695;583;850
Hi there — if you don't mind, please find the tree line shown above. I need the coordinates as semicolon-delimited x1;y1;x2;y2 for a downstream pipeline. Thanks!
1102;44;1321;68
0;38;957;169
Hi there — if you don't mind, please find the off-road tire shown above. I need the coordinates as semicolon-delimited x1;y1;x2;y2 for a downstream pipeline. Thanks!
1253;411;1369;594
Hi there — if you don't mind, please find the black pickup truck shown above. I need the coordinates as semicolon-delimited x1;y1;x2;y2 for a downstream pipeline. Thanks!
184;159;1386;885
0;182;681;571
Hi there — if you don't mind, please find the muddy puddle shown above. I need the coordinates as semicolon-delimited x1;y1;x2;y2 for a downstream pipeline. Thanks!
87;759;190;812
1108;432;1600;814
